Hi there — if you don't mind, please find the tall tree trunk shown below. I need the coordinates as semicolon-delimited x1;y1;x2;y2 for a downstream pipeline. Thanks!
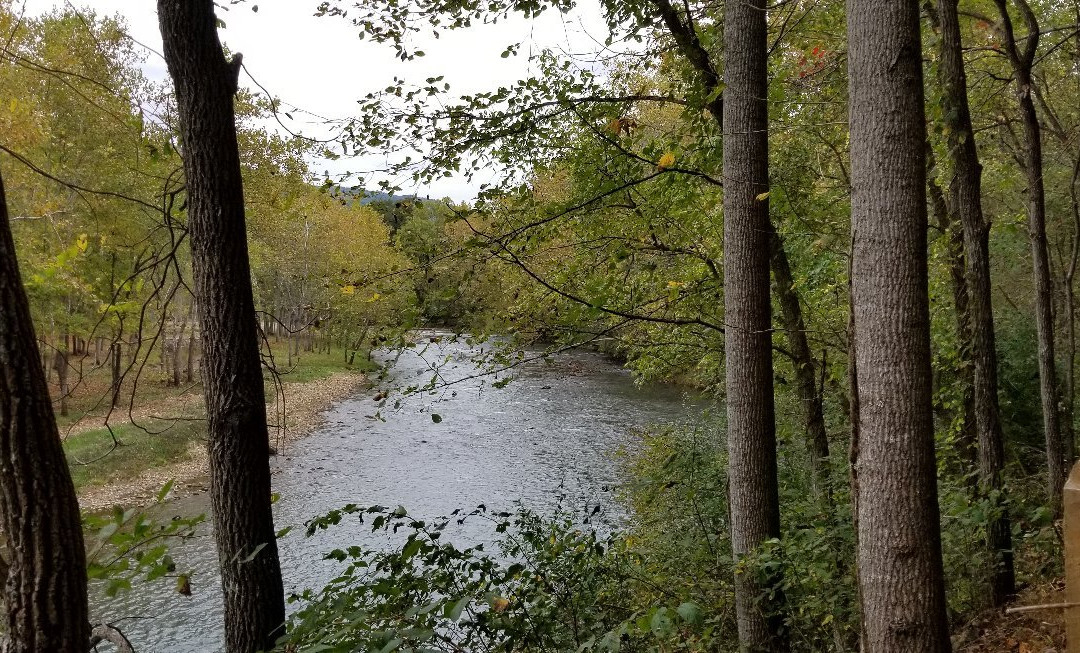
158;3;286;651
723;1;786;649
927;154;977;464
846;1;951;650
769;225;832;503
0;170;90;652
936;0;1016;605
993;0;1065;514
1065;153;1080;466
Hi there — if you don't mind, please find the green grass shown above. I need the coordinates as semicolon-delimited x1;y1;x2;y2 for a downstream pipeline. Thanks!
58;341;374;494
64;419;205;492
267;346;379;384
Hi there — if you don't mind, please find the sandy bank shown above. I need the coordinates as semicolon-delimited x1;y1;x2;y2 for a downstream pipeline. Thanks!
77;371;368;512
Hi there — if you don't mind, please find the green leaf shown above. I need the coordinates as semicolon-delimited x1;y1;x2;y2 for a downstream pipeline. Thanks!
447;595;470;622
431;413;442;423
156;479;175;502
236;542;268;564
401;536;423;560
704;83;726;104
378;637;403;653
676;601;702;624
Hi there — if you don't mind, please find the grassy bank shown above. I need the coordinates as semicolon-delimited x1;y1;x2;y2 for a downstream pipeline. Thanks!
60;343;375;495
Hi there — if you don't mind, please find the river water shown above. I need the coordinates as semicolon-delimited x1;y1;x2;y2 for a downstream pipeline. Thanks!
89;336;704;652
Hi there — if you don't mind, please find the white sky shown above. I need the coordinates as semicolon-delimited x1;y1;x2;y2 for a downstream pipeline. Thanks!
19;0;611;200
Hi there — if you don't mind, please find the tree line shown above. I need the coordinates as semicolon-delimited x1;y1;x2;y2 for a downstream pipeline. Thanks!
3;0;1080;651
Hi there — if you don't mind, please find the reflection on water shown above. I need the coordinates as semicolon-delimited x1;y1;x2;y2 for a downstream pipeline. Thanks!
89;336;704;652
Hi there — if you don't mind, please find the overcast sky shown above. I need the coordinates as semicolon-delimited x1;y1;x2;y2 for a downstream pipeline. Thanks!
20;0;610;199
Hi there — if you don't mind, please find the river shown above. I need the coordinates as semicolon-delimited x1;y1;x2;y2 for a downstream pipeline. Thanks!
89;335;704;652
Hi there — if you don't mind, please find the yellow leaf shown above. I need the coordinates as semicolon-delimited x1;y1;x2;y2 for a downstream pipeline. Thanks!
657;151;675;170
607;118;622;135
365;292;381;303
492;597;510;613
76;233;88;252
755;191;770;201
340;284;355;295
8;99;15;113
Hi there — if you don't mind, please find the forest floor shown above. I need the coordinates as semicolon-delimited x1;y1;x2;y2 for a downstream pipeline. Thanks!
53;344;374;512
955;581;1066;652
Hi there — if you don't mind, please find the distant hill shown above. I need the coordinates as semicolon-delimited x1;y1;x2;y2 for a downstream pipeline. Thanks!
332;186;430;206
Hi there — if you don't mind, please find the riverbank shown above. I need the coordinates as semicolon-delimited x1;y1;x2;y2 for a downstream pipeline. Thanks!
70;361;370;512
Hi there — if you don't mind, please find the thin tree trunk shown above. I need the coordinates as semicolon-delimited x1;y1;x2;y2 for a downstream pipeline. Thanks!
846;258;866;653
186;328;197;384
993;0;1065;514
723;1;786;649
111;340;121;408
846;1;951;650
158;3;286;651
53;340;69;418
1065;152;1080;466
0;169;90;652
936;0;1016;605
927;152;977;464
172;316;186;387
768;225;832;503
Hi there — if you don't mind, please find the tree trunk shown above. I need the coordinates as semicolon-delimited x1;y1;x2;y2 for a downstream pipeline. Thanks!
768;225;832;504
927;153;977;464
53;341;69;418
1064;153;1080;466
936;0;1016;605
158;3;286;651
992;0;1065;514
846;1;951;650
111;340;122;408
172;316;186;387
186;328;197;384
0;170;90;653
723;1;786;649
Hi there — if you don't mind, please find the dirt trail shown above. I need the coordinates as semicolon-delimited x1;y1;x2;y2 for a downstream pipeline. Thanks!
76;372;368;512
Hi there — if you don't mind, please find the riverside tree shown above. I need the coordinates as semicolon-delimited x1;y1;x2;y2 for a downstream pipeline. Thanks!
719;0;785;648
931;0;1015;605
158;1;286;650
846;0;950;649
0;167;90;652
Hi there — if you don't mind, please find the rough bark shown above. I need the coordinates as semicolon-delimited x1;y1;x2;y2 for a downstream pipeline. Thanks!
993;0;1065;514
723;1;786;649
158;2;286;651
846;1;951;650
936;0;1016;605
0;170;91;652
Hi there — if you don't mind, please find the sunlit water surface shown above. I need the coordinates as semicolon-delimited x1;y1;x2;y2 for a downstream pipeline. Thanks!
89;336;704;651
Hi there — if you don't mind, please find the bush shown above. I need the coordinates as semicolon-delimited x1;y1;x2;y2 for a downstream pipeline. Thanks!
278;504;711;652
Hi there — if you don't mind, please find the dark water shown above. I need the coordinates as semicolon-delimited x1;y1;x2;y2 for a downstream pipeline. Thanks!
89;335;703;652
